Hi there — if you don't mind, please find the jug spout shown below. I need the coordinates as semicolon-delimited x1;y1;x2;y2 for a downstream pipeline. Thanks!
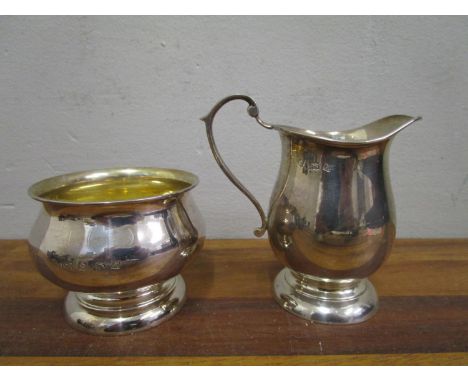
274;115;421;146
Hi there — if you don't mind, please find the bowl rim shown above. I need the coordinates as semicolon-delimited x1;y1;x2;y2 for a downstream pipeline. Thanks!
28;166;199;205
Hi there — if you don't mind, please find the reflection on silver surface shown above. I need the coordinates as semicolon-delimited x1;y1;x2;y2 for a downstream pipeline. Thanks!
268;134;396;280
28;167;205;335
31;202;200;291
274;268;377;324
65;275;186;335
203;95;420;324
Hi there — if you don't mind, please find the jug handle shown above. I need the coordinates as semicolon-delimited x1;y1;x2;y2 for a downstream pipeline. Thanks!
201;95;272;237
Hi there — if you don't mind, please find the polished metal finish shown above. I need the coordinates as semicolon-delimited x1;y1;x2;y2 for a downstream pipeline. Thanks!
274;269;377;324
65;276;186;335
28;167;205;335
203;95;420;324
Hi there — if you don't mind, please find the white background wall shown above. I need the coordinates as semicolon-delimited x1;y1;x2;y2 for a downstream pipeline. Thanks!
1;16;467;239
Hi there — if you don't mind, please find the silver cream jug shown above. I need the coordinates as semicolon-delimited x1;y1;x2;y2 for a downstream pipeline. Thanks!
202;95;420;324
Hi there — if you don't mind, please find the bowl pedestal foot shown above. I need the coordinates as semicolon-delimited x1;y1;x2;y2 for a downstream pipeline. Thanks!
64;275;186;335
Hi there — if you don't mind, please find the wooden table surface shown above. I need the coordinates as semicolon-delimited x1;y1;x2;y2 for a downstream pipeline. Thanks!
1;239;468;365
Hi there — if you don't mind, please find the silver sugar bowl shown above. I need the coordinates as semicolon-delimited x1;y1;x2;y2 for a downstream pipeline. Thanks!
28;167;205;335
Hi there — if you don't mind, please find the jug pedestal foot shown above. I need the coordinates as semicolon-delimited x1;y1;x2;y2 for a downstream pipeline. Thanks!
273;268;378;324
64;275;186;335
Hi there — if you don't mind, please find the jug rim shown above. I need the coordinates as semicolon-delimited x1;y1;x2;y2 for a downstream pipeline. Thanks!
273;115;421;147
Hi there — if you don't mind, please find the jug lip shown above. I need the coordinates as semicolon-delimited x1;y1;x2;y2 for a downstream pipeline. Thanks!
28;166;199;205
273;115;421;147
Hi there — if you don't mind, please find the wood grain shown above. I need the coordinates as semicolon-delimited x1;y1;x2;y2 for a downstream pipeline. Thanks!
2;353;468;366
1;239;468;365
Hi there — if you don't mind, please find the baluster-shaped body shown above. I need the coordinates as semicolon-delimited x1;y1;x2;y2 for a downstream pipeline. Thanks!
269;133;395;280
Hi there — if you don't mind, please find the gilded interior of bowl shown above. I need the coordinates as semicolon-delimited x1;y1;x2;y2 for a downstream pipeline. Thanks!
28;167;199;205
